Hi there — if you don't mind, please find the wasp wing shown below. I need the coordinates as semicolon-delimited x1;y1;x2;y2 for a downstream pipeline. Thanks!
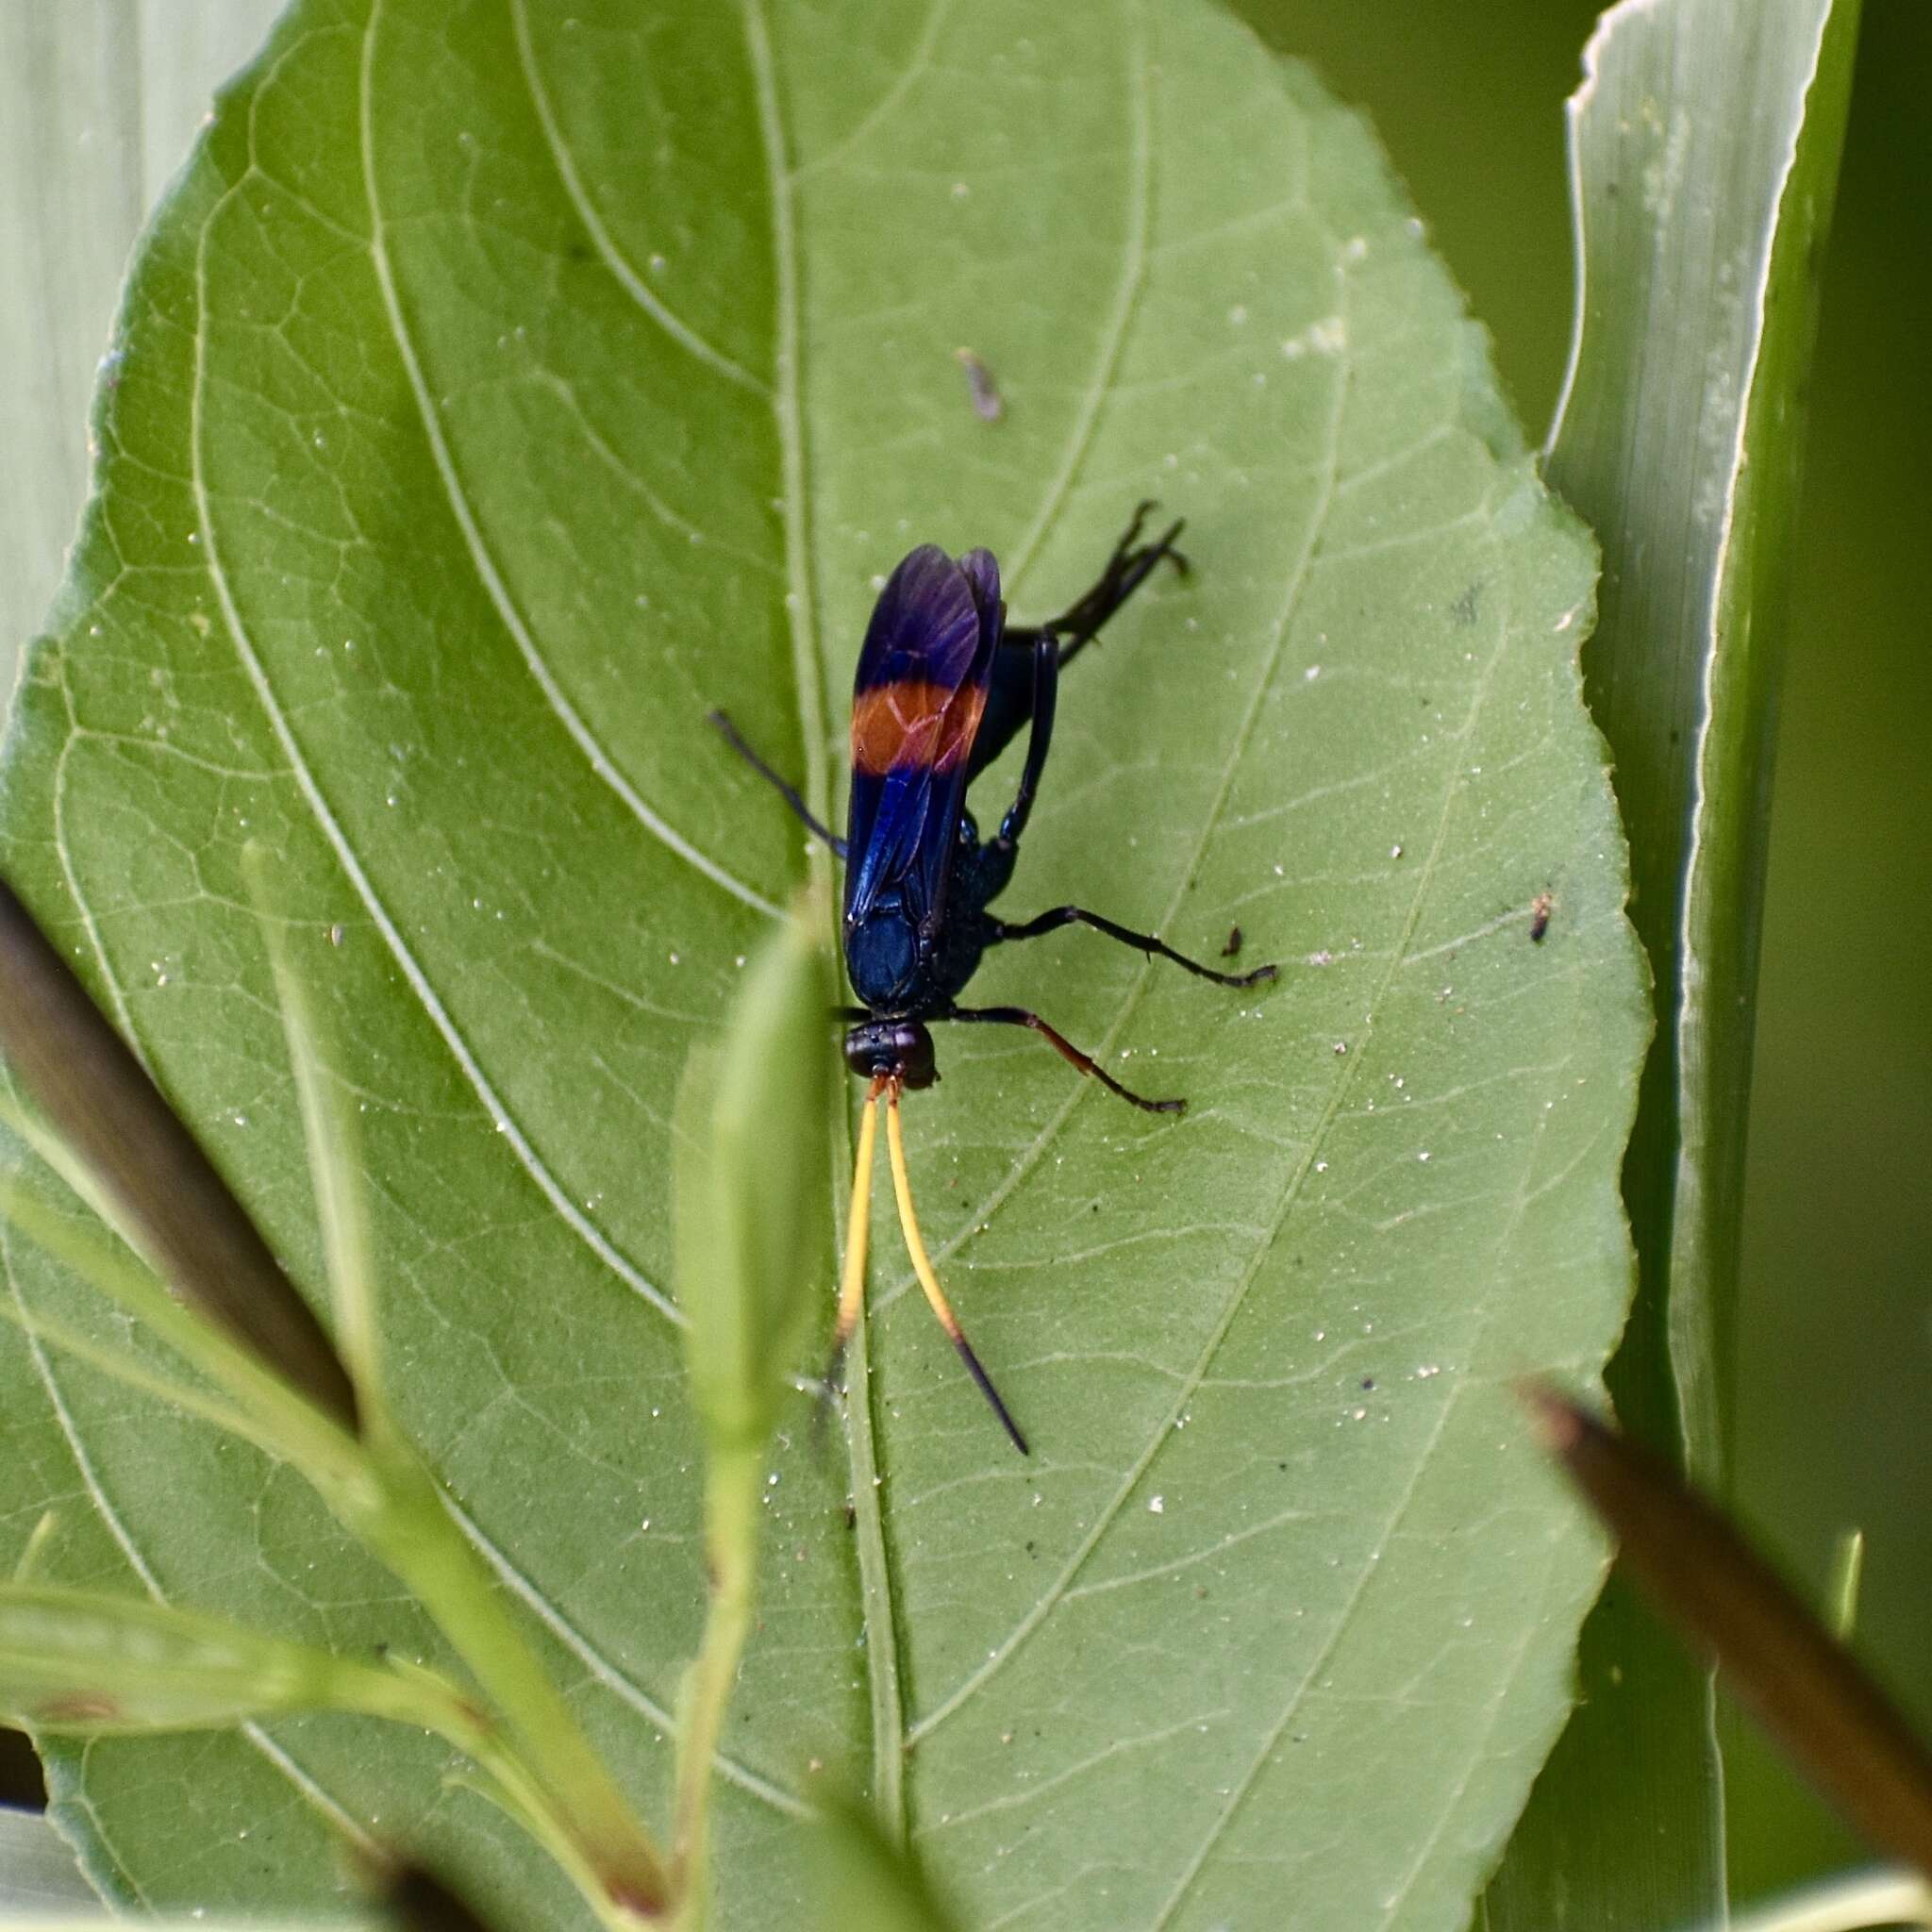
843;545;1003;934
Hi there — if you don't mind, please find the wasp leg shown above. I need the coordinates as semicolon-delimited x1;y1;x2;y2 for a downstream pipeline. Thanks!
941;1004;1185;1115
1010;500;1191;671
709;709;846;857
988;905;1276;989
968;504;1191;782
991;636;1058;854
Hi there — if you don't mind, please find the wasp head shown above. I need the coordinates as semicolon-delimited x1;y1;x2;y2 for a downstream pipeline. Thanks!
842;1017;937;1091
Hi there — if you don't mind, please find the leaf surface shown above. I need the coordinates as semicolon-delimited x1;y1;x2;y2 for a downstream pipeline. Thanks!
0;3;1643;1925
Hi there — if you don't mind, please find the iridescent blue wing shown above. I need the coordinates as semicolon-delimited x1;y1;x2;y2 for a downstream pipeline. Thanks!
843;545;1003;932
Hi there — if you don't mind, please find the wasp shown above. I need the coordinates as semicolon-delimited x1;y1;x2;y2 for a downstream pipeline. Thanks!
713;507;1274;1452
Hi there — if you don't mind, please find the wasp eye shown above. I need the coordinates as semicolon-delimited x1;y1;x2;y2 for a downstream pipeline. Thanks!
842;1026;885;1080
894;1023;938;1091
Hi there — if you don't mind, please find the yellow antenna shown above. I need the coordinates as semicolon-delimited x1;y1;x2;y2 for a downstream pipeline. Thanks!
883;1087;1028;1455
824;1078;1029;1456
826;1080;883;1388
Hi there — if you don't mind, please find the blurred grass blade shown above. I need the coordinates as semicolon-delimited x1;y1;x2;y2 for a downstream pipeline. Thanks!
1548;0;1861;1486
1825;1530;1865;1642
0;1282;271;1450
244;842;381;1400
0;1583;486;1740
674;890;833;1457
11;1511;58;1585
1524;1388;1932;1876
0;878;358;1430
332;1441;670;1922
0;1584;608;1915
1726;1869;1932;1932
362;1857;503;1932
0;1174;358;1480
672;891;833;1914
1485;0;1861;1922
809;1793;963;1932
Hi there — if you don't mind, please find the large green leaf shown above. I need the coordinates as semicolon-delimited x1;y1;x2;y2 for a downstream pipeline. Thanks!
0;2;1644;1926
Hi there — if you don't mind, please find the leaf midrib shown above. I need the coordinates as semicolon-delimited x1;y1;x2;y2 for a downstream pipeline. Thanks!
738;0;913;1839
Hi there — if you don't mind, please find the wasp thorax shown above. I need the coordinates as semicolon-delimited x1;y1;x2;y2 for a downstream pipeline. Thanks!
843;1018;938;1091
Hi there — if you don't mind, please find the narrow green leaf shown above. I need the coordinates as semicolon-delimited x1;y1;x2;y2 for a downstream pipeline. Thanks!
0;882;359;1431
675;893;833;1455
1729;1869;1932;1932
0;1169;362;1483
1825;1532;1865;1644
808;1795;961;1932
1524;1390;1932;1876
0;1585;474;1739
246;841;385;1401
671;893;832;1921
0;1583;623;1907
1483;0;1861;1923
0;4;1645;1924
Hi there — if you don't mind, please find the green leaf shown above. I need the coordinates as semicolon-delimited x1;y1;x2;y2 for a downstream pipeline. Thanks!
0;3;1643;1926
0;1585;473;1738
1479;2;1861;1927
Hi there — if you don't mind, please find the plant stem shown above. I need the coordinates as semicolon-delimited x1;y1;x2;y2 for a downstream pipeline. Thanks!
338;1420;671;1923
672;1442;763;1931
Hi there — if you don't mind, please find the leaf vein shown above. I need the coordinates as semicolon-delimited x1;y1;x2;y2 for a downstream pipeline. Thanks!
173;2;685;1335
1145;518;1547;1929
362;10;779;921
792;0;957;182
741;0;909;1836
508;0;771;396
1001;0;1153;598
442;1490;809;1818
905;204;1359;1749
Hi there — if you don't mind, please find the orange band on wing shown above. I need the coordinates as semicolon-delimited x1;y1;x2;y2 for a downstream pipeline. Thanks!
851;679;987;776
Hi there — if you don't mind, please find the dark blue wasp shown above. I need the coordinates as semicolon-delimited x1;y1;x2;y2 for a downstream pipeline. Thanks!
712;506;1275;1453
